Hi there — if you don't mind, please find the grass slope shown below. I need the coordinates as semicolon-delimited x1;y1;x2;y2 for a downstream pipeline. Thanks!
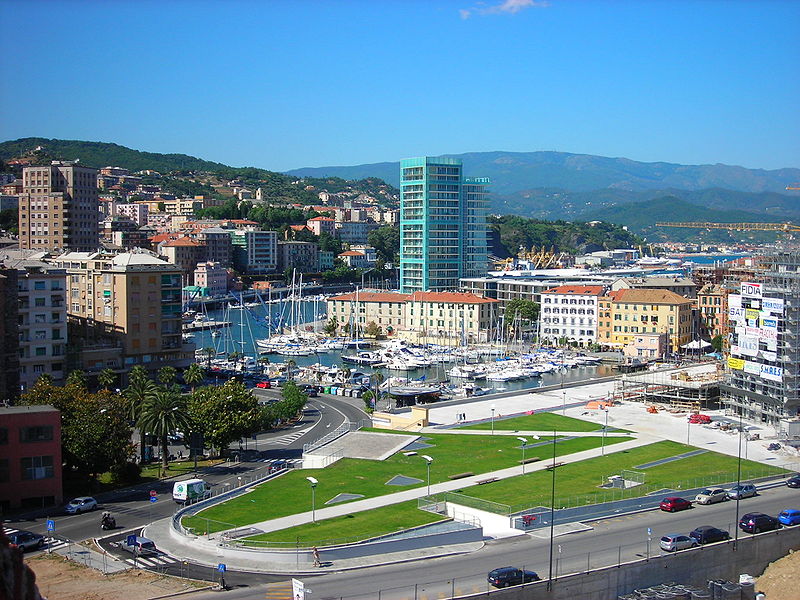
458;412;615;432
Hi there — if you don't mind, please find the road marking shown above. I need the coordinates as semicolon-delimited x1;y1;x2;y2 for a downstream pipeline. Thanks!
264;581;292;599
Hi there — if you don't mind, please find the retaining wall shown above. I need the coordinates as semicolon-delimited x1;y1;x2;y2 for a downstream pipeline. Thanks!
456;525;800;600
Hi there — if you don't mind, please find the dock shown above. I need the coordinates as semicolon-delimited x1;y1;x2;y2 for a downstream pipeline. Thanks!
183;320;232;332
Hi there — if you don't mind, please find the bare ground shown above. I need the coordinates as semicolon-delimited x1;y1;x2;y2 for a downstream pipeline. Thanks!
26;554;208;600
755;549;800;600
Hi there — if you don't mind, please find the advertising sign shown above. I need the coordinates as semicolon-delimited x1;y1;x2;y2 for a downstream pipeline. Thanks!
760;364;783;382
729;306;746;323
745;309;760;326
760;316;778;330
728;294;742;309
727;357;745;370
762;297;784;314
738;336;759;357
741;282;763;298
744;361;762;375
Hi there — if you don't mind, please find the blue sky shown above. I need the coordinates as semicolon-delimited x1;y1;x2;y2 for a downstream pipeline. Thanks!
1;0;798;172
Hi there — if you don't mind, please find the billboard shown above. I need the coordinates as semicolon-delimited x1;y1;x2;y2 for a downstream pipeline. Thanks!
740;282;763;298
762;297;784;314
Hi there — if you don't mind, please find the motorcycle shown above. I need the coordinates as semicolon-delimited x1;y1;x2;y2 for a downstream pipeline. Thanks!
100;512;116;530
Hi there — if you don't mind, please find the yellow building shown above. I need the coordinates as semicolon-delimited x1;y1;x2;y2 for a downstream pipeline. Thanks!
605;288;694;353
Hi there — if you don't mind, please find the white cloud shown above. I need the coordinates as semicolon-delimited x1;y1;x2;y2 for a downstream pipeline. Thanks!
460;0;549;18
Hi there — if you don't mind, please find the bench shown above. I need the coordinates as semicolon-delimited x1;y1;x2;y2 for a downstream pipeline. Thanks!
546;462;564;471
476;477;499;485
448;472;474;480
519;457;541;465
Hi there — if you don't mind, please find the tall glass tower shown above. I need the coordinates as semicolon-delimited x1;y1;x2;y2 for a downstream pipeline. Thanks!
399;157;489;293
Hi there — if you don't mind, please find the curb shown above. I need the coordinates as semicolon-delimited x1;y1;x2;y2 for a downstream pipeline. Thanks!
147;585;217;600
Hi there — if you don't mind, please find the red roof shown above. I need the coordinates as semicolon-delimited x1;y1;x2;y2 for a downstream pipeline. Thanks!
542;285;606;295
329;291;411;303
163;236;202;247
338;250;365;257
290;224;310;231
229;219;258;225
408;291;498;304
150;233;181;243
308;216;335;222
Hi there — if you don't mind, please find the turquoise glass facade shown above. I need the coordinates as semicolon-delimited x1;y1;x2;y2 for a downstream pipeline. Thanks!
399;157;488;293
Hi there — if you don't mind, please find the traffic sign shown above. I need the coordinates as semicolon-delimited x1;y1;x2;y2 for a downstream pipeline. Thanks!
126;534;137;546
217;563;226;573
150;489;157;497
150;496;157;503
46;519;55;532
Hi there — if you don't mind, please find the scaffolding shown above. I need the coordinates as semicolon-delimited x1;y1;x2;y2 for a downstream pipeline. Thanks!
611;363;722;411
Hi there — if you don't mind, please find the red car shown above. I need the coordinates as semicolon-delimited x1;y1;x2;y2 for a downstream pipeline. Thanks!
660;496;693;512
255;380;271;389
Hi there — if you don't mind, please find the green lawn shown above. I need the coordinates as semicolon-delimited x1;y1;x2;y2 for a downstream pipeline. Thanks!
241;500;443;547
183;430;631;534
457;440;786;511
459;412;618;432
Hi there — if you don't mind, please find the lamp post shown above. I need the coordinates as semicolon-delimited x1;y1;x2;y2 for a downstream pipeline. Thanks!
306;477;318;523
733;412;743;550
601;406;609;456
490;404;496;435
421;455;433;497
547;429;557;591
517;437;527;474
560;368;566;415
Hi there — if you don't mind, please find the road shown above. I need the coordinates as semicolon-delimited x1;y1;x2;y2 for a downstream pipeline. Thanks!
184;484;800;600
3;393;365;555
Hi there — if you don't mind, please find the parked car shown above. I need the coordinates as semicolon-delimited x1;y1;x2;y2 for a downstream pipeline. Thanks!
689;525;730;545
778;509;800;526
487;567;540;588
302;385;319;397
659;534;698;552
739;512;781;534
270;377;287;387
660;497;693;512
786;473;800;488
255;380;271;389
121;535;158;555
694;488;729;505
727;484;757;500
8;530;45;552
64;496;98;514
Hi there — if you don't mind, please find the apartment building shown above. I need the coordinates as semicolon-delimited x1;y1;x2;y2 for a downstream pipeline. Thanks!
0;268;21;401
307;216;336;236
327;291;410;333
5;259;68;391
697;283;731;342
19;161;99;251
116;202;149;226
611;276;698;299
193;262;228;297
539;285;606;346
277;241;319;273
0;405;62;512
160;236;204;275
194;227;232;268
55;251;194;377
334;220;380;245
229;229;278;274
604;288;694;353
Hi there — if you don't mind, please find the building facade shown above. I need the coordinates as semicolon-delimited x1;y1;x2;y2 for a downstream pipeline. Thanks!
399;157;488;293
697;283;731;342
193;262;228;297
0;268;21;402
722;253;800;424
539;285;606;346
277;241;319;273
0;405;63;512
229;229;278;274
19;161;99;251
604;289;694;353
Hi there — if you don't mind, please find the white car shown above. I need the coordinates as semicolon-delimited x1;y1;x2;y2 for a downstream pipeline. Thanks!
660;534;698;552
64;496;98;514
694;487;729;505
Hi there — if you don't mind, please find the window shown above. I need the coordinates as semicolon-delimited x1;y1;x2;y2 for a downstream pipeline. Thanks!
0;458;8;482
0;428;7;444
21;425;54;443
35;347;47;356
34;281;45;290
20;455;54;480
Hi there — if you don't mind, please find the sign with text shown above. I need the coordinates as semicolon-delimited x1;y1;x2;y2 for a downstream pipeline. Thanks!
727;357;745;370
729;306;746;324
744;361;762;375
741;282;763;298
738;336;759;357
292;578;306;600
728;294;742;309
762;297;784;314
760;364;783;382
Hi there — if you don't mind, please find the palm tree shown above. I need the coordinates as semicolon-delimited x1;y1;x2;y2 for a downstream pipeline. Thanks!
66;369;87;388
138;386;191;475
125;375;157;464
183;363;204;393
158;366;177;387
98;368;117;391
286;359;297;381
201;347;215;368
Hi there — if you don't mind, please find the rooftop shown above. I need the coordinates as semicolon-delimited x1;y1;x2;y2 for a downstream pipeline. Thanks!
542;285;606;295
0;404;59;415
611;288;694;305
408;291;498;304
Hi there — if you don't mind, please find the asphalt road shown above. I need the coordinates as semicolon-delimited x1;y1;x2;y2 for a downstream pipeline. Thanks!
184;484;800;600
4;393;366;552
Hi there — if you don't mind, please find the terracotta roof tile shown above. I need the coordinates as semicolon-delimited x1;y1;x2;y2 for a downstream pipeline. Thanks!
408;291;498;304
542;285;606;295
612;288;693;304
329;291;411;303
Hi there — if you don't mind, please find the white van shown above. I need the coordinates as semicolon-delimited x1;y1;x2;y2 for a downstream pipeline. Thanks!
172;478;211;504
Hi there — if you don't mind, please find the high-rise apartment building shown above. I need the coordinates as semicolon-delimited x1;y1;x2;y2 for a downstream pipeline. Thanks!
399;157;488;293
0;268;21;402
19;161;99;251
722;252;800;424
229;229;278;274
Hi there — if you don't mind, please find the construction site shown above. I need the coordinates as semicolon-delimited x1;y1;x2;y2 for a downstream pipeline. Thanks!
610;362;722;412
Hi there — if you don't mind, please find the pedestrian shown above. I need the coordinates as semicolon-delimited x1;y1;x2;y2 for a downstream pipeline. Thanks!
178;450;183;459
312;546;321;567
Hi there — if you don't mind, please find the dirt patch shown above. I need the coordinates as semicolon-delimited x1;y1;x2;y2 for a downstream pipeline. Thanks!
755;549;800;600
27;553;208;600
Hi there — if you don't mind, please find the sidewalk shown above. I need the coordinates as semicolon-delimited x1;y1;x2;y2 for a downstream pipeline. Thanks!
53;540;129;574
145;434;656;573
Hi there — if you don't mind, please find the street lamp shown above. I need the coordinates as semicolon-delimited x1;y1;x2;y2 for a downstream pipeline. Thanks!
560;368;566;415
547;429;557;591
421;455;433;497
601;406;609;457
733;412;743;550
306;477;318;523
491;404;496;435
516;437;528;474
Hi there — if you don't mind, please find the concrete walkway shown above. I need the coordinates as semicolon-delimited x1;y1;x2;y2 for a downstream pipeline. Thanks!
145;433;656;573
420;428;632;438
54;540;129;574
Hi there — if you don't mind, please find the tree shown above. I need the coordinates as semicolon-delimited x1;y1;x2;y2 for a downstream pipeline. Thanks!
368;225;401;263
128;365;149;386
187;381;262;455
711;334;724;353
158;366;177;387
66;370;87;389
98;368;117;391
183;363;205;392
138;386;191;474
362;390;374;413
124;374;157;464
324;316;339;337
365;321;383;339
504;299;540;323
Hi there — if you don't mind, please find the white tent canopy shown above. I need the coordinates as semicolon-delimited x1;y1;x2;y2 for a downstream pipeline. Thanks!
681;339;712;350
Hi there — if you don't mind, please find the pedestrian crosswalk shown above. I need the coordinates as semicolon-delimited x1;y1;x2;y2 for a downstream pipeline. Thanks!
264;581;293;599
124;553;179;568
257;457;302;466
264;431;307;446
3;526;69;552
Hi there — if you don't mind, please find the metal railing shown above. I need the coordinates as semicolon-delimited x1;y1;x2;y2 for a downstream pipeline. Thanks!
302;419;371;454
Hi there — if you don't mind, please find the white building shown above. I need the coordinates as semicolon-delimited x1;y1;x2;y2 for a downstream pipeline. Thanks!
229;228;278;274
539;285;606;346
116;203;149;227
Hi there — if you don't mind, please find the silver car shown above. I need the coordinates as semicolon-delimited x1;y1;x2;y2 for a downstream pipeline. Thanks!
694;487;729;505
727;484;757;500
64;496;98;514
660;534;698;552
8;530;45;552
